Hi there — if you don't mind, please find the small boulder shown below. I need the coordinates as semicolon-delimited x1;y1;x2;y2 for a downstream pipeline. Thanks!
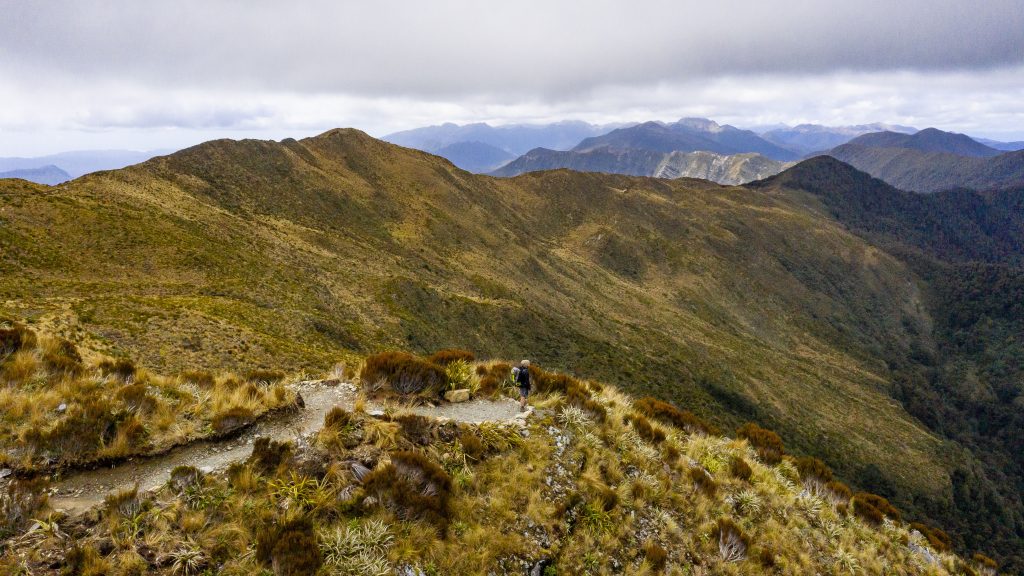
444;389;471;403
56;403;67;413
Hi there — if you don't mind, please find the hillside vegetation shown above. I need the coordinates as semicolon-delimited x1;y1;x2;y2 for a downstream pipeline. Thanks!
0;354;1002;575
0;129;1020;568
827;144;1024;193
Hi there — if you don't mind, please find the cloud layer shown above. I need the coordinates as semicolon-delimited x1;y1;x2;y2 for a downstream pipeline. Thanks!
1;0;1023;154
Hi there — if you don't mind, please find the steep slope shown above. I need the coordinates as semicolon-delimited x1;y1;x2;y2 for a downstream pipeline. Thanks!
0;130;1017;567
761;123;917;155
846;128;1002;158
0;164;70;185
757;157;1024;571
491;146;791;185
573;118;799;161
828;144;1024;192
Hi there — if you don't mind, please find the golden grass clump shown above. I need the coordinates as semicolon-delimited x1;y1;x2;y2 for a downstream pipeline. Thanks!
360;351;446;396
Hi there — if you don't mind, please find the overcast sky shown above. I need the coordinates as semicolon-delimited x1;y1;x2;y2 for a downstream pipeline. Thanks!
2;0;1023;156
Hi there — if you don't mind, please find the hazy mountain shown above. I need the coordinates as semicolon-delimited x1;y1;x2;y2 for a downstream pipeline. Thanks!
0;149;169;179
974;137;1024;152
491;145;791;185
760;122;917;155
572;118;799;161
383;120;625;157
828;144;1024;193
0;164;71;185
845;127;1002;158
2;130;1022;567
431;140;515;173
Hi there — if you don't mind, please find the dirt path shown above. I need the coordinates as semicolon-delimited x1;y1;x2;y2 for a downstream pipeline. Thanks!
48;383;531;514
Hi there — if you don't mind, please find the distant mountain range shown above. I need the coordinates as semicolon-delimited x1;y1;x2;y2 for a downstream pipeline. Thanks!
827;128;1024;193
572;118;799;161
382;121;628;172
0;149;169;184
760;123;918;156
492;147;791;184
491;118;799;183
0;164;71;185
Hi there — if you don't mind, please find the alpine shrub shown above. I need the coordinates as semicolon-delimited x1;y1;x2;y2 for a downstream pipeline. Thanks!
0;323;36;356
825;480;852;502
730;456;753;481
852;492;900;522
41;337;83;376
249;437;294;475
181;370;216;388
363;450;453;533
245;369;286;383
428;348;475;365
973;553;998;576
256;517;322;576
689;467;718;497
99;358;137;381
625;413;665;444
360;352;446;395
736;423;784;465
911;522;952;552
634;397;718;435
115;383;158;414
712;518;748;562
211;406;254;436
643;541;668;571
795;456;833;483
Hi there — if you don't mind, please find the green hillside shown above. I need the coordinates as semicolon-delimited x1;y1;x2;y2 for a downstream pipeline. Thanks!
0;130;1020;569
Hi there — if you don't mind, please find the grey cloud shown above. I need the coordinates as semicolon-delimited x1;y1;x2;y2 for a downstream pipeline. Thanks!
2;0;1022;99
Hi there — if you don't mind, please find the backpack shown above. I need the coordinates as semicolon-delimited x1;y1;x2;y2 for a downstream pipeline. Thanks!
511;366;520;383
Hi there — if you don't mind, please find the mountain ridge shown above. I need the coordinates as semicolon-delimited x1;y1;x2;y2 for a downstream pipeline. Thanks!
1;130;1022;569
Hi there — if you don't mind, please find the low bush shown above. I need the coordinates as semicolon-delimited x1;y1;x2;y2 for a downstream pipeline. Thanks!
363;450;453;533
392;413;439;446
0;322;36;356
98;358;137;381
1;477;48;538
211;406;255;436
755;545;777;568
169;465;204;494
730;456;753;481
360;352;446;396
689;467;718;497
256;517;322;576
459;428;484;461
712;518;748;562
736;423;784;465
249;437;294;475
634;397;718;435
180;370;216;388
428;348;475;365
27;398;119;462
625;413;665;444
973;553;998;576
795;456;833;483
245;369;286;383
115;383;158;414
852;492;900;522
41;337;83;376
910;522;952;552
825;480;852;502
643;540;668;571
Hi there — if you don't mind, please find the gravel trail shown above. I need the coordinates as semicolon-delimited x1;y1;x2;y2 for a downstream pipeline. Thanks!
47;384;530;514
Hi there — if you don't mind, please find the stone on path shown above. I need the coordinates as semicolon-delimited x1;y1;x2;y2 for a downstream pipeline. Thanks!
444;389;471;403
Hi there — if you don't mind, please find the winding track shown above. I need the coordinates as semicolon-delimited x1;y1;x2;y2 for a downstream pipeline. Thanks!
47;382;527;513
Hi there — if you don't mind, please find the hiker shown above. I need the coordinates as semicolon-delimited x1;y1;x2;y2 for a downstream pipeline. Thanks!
515;359;531;411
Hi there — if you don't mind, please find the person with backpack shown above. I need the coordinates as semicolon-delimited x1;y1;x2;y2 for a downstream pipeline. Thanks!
512;359;531;412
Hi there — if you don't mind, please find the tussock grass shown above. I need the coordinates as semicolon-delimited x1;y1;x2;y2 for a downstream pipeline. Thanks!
0;361;996;575
0;324;297;471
